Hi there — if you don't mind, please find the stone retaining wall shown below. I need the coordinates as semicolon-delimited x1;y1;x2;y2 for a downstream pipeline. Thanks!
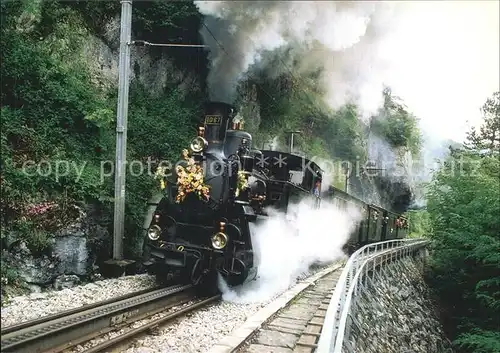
346;253;453;353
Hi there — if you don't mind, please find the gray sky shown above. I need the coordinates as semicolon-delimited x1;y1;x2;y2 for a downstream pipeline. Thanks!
381;0;499;143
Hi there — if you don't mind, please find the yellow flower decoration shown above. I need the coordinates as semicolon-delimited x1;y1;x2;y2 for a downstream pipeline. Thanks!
154;166;168;190
235;171;249;197
175;149;210;203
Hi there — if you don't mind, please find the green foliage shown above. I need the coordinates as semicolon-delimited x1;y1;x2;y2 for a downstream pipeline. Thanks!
127;83;201;161
255;73;367;166
66;0;206;73
315;104;367;161
255;78;420;204
68;0;202;44
1;1;110;241
1;261;25;306
1;1;200;259
1;263;21;290
425;97;500;352
406;209;431;238
454;330;500;353
370;88;422;157
122;84;202;254
1;0;425;284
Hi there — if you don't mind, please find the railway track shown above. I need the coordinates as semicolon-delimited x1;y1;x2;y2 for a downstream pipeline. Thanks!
1;284;220;353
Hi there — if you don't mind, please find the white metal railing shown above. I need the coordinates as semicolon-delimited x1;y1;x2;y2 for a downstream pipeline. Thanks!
316;238;430;353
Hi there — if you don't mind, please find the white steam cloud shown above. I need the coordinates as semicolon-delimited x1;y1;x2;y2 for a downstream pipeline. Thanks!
195;1;499;142
219;199;361;303
195;0;396;117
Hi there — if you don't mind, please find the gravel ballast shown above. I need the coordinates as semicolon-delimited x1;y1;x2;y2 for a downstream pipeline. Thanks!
0;274;157;328
1;262;340;353
124;264;336;353
124;300;267;353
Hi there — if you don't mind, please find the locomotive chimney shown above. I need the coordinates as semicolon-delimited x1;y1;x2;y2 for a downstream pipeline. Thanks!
202;101;237;145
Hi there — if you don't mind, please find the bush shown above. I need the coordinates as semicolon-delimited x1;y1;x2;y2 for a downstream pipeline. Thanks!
0;0;201;259
406;209;431;238
370;88;422;157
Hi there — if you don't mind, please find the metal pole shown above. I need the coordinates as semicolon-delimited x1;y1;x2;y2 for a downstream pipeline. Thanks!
287;131;301;154
345;165;349;193
112;0;132;261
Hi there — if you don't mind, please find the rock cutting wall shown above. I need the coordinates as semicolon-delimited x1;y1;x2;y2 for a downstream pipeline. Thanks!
2;205;109;291
347;251;453;353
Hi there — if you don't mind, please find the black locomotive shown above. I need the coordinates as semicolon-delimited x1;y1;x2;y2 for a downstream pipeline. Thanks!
141;101;409;290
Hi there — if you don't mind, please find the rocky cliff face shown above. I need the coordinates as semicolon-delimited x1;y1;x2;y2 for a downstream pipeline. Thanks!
2;13;203;292
348;132;416;213
2;204;110;291
83;16;201;97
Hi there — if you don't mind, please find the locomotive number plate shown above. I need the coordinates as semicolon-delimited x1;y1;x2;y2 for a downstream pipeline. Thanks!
205;115;222;125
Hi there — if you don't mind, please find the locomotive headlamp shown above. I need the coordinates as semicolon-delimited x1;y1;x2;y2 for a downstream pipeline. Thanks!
211;232;228;249
190;136;208;153
212;221;228;249
147;225;162;241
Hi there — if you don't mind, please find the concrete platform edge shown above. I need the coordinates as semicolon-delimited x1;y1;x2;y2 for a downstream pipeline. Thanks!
207;262;345;353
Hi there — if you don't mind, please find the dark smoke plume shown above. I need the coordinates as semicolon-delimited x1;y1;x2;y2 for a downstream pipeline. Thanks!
195;1;397;115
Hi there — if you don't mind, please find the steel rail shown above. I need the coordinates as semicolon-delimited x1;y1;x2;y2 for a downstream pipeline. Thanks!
316;238;429;353
83;294;221;353
1;284;194;353
1;287;157;335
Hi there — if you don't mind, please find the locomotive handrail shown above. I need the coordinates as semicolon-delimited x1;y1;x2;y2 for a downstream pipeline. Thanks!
316;238;430;353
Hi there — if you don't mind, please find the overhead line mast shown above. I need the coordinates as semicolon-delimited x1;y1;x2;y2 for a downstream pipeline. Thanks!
105;0;208;277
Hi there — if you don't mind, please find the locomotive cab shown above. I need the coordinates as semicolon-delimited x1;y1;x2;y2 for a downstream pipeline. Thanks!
255;150;323;212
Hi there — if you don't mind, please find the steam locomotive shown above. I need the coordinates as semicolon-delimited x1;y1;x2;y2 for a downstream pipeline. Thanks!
141;101;409;290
